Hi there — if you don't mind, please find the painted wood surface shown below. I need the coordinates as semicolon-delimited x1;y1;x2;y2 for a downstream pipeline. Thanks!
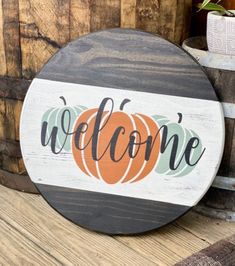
20;29;224;234
38;29;217;101
0;0;192;79
37;184;188;234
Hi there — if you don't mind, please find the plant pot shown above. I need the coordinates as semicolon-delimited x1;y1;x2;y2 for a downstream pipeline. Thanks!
207;10;235;55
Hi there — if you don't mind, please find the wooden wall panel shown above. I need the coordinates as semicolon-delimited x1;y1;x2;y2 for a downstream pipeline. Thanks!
0;0;7;76
121;0;192;43
1;0;21;78
159;0;178;42
4;99;20;141
90;0;120;31
121;0;136;28
19;0;70;79
136;0;160;34
70;0;91;40
0;98;5;140
175;0;192;43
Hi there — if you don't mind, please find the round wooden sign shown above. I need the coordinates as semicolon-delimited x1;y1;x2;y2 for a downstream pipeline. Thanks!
20;29;225;235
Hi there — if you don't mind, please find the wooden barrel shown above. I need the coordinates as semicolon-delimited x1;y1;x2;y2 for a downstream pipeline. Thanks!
183;36;235;221
0;77;38;192
0;1;192;192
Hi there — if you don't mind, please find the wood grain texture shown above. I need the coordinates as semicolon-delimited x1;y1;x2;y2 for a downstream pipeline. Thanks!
158;0;177;42
0;76;31;189
176;234;235;266
121;0;136;28
38;28;217;101
0;0;191;79
0;0;7;76
121;0;192;43
90;0;120;31
0;218;59;265
201;187;235;211
19;0;70;79
0;139;22;158
135;0;160;34
4;98;22;141
0;98;5;140
0;185;155;265
116;223;209;264
175;0;192;44
218;118;235;177
1;154;23;174
176;211;235;244
70;0;90;41
1;0;21;78
206;68;235;104
36;184;189;235
0;184;234;265
0;76;30;100
0;169;37;193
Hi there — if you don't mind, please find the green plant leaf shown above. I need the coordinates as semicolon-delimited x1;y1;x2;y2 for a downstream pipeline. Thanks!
199;0;212;11
197;3;226;12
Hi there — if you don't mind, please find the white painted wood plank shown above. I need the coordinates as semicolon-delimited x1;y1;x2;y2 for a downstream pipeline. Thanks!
20;78;225;207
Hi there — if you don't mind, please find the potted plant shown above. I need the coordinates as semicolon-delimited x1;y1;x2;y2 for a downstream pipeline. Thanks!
197;0;235;55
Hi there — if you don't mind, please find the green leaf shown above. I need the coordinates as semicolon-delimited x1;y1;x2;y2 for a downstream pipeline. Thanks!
197;3;226;12
198;0;212;11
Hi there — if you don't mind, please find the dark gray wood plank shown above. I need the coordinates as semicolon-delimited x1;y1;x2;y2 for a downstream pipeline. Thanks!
37;28;218;101
36;184;189;235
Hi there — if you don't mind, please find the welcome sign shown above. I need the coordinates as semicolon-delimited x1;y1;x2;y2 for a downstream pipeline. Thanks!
20;29;225;234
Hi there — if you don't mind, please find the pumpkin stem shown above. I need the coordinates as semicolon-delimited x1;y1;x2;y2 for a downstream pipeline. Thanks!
60;96;67;106
177;113;183;124
120;99;131;111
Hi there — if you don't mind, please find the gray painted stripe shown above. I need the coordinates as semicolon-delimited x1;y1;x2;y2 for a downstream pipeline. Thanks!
37;29;218;102
36;183;189;235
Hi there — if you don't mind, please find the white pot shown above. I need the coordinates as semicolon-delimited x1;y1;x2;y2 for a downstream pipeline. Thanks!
207;11;235;55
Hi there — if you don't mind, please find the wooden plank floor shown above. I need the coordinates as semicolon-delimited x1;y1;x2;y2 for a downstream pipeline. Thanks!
0;184;235;266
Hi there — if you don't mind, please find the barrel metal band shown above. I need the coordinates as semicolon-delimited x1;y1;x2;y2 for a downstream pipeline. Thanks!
212;176;235;191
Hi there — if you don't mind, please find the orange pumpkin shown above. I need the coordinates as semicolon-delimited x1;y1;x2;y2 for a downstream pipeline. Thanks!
72;99;161;184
